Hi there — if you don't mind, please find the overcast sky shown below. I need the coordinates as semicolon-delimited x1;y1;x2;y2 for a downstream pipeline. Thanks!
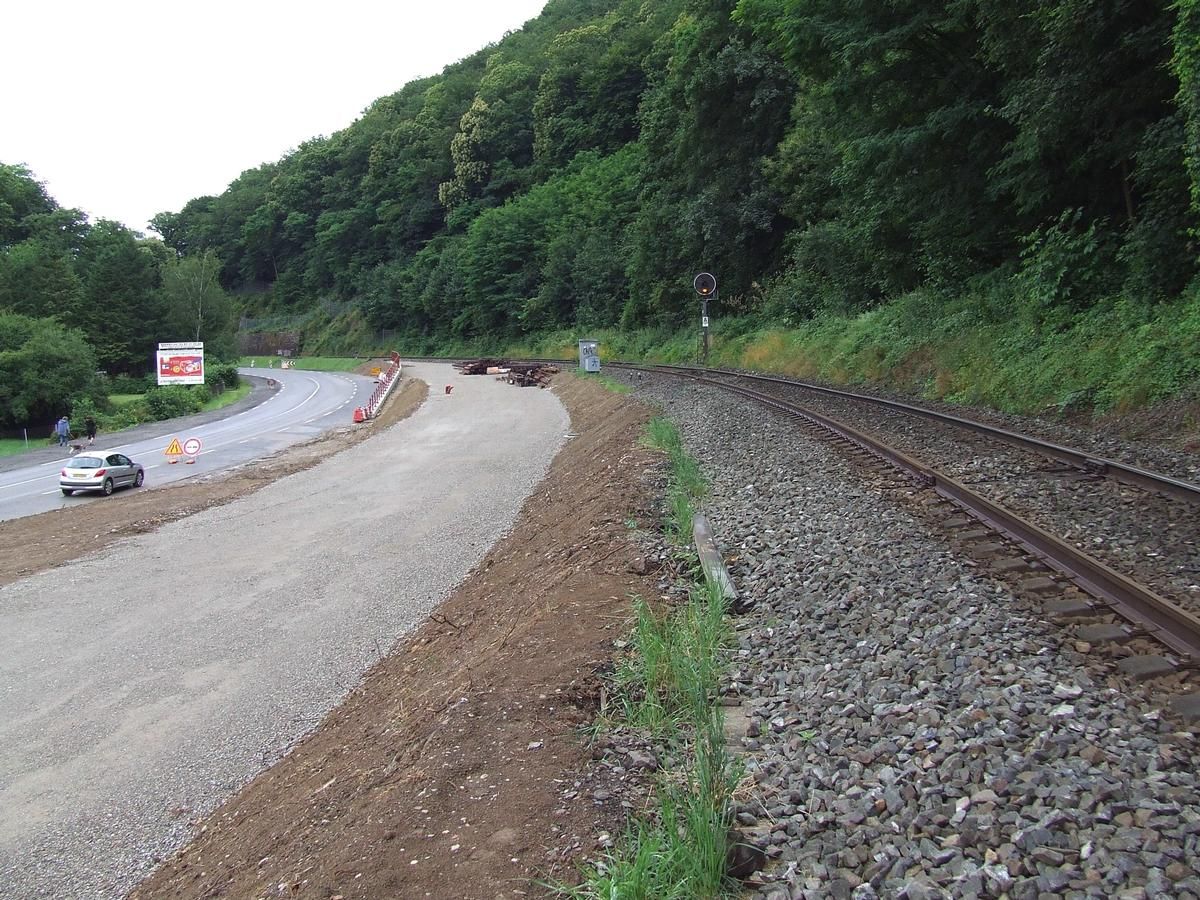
1;0;548;234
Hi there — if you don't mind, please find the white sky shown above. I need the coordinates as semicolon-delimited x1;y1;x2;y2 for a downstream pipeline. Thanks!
1;0;548;234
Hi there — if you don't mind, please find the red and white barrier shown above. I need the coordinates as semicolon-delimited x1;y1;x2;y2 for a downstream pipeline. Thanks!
354;352;403;422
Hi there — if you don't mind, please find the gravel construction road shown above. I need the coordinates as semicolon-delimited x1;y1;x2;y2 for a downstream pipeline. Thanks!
0;363;569;899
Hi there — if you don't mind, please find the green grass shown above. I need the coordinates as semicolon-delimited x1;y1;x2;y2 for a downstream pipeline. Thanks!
199;381;252;412
562;579;736;900
575;368;633;393
556;420;735;899
482;284;1200;417
108;393;145;406
615;583;732;733
0;437;40;458
642;418;707;544
239;356;363;372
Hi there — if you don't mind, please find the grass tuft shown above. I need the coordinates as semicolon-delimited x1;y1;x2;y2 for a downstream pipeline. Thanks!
556;423;736;899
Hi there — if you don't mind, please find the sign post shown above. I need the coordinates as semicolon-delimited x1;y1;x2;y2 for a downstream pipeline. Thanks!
182;436;202;465
693;273;717;364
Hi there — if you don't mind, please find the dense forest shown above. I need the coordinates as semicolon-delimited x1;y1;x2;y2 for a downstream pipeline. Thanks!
0;164;237;429
5;0;1200;416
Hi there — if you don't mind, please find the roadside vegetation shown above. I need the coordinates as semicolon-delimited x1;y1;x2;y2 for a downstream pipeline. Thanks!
558;416;736;899
239;356;364;372
0;364;246;455
509;285;1200;416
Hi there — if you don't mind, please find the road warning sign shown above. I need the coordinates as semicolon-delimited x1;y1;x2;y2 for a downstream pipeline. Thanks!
182;437;202;456
165;437;183;464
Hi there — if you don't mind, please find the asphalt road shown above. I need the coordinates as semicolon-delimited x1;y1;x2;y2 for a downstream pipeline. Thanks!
0;362;570;898
0;366;376;523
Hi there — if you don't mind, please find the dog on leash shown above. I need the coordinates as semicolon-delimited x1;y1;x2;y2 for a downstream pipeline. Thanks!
68;442;86;456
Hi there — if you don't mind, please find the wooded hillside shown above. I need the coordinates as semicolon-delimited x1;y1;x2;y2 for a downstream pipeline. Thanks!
6;0;1200;414
144;0;1199;341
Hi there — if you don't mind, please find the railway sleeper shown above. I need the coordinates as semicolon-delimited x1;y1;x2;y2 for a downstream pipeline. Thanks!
967;540;1010;557
957;526;994;540
1045;597;1097;618
1019;575;1062;594
1116;654;1179;680
1169;692;1200;721
991;557;1036;575
1075;622;1138;644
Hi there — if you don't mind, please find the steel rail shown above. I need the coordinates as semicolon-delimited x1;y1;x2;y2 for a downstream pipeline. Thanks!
681;373;1200;664
636;364;1200;505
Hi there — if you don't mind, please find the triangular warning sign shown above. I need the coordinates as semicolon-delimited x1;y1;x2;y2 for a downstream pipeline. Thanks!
164;438;183;455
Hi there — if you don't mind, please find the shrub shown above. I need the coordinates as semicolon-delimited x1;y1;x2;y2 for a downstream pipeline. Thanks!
206;362;241;392
143;385;204;420
109;372;154;394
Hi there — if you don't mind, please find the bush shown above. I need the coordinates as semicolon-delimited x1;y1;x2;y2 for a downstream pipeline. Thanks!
143;385;205;420
109;372;154;394
206;362;241;392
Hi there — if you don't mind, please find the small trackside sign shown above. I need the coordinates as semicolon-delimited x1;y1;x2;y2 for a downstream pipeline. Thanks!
164;438;183;456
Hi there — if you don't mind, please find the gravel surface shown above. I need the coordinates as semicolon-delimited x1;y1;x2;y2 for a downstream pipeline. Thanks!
0;363;569;899
616;371;1200;899
702;373;1200;617
706;370;1200;483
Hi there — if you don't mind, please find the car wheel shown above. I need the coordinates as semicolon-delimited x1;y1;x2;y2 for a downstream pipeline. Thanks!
134;470;144;487
61;488;73;496
102;478;114;496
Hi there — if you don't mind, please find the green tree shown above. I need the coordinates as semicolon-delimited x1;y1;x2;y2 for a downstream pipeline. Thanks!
0;312;97;428
1173;0;1200;225
159;250;236;358
625;1;794;325
0;164;57;249
77;221;166;375
0;241;84;317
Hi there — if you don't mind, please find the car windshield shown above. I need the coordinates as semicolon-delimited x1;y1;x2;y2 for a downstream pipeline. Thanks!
69;457;103;469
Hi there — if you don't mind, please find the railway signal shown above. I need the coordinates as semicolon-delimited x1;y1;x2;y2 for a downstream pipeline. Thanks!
693;272;717;363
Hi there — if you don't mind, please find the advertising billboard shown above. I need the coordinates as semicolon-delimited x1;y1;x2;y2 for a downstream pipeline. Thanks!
156;342;205;386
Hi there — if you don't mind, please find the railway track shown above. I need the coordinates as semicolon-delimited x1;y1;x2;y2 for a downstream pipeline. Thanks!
601;363;1200;719
637;364;1200;503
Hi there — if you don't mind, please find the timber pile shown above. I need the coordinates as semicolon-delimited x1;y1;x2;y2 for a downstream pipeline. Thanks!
454;359;559;387
454;358;507;375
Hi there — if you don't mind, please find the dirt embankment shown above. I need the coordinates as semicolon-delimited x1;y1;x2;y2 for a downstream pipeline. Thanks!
127;375;661;899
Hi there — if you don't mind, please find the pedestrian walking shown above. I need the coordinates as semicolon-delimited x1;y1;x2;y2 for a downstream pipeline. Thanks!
84;416;97;445
55;416;70;447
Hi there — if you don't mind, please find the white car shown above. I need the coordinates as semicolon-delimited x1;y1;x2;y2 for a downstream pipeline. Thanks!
60;452;145;496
